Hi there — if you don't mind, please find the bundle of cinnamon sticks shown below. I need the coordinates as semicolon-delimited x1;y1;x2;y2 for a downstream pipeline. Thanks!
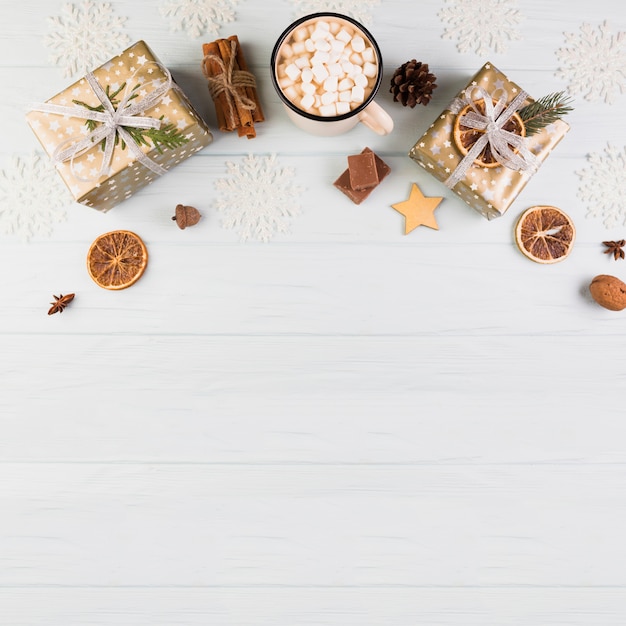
201;35;265;139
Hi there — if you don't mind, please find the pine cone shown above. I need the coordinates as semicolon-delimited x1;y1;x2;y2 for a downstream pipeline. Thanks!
390;60;437;107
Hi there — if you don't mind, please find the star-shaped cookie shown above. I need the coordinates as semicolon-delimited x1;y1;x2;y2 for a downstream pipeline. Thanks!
391;183;443;234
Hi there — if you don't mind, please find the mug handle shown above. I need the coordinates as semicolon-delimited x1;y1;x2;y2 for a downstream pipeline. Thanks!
358;101;394;136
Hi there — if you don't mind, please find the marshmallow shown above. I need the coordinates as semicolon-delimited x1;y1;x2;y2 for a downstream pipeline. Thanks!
311;50;330;65
350;52;363;66
284;85;299;101
336;101;351;115
319;103;337;116
336;28;352;43
294;55;311;69
323;75;338;92
300;68;313;83
351;85;365;102
331;39;346;53
362;46;375;63
293;26;308;41
284;63;301;81
300;94;315;110
363;62;377;78
338;90;352;102
314;38;331;52
351;35;365;52
328;63;343;76
354;73;368;88
338;77;354;90
321;90;338;105
311;64;330;83
328;51;342;64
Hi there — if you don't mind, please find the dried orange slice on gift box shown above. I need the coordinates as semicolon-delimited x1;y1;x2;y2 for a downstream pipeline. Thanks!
87;230;148;289
453;99;525;168
514;205;575;264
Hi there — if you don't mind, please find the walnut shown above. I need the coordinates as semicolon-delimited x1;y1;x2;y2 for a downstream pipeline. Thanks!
589;274;626;311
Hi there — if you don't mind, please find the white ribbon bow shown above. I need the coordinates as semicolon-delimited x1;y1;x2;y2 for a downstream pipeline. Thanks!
29;63;174;181
444;86;539;189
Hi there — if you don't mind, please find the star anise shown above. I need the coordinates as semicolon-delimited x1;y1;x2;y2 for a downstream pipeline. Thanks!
48;293;75;315
602;240;626;260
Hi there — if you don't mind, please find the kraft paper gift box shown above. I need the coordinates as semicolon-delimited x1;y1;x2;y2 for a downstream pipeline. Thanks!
27;40;212;212
408;62;570;220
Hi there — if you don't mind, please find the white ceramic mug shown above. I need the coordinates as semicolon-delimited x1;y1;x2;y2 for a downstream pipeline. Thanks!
270;12;394;137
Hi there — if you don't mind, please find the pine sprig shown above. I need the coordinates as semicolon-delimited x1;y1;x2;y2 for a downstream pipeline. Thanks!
124;117;189;154
72;82;189;153
518;91;574;136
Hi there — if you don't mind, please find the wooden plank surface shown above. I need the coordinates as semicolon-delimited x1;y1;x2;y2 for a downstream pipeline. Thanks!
2;0;626;624
2;463;626;586
3;588;626;626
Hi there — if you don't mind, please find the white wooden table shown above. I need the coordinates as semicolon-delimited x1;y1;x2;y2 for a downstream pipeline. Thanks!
2;1;626;624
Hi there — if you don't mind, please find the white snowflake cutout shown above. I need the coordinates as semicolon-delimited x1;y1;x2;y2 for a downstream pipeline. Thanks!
45;1;130;78
214;154;303;242
0;153;72;241
577;143;626;228
290;0;380;26
556;21;626;105
439;0;524;55
159;0;238;39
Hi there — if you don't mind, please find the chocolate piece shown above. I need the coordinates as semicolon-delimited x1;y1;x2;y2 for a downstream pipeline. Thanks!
333;148;391;204
334;169;369;204
348;151;378;190
359;147;391;185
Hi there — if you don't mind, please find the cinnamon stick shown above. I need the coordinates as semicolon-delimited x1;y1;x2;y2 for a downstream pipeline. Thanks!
217;38;255;136
228;35;265;125
201;41;236;133
202;36;264;138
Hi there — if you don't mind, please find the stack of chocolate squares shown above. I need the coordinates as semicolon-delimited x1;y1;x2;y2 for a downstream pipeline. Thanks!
333;147;391;204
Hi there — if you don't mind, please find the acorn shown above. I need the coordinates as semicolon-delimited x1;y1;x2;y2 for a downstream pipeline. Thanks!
172;204;201;229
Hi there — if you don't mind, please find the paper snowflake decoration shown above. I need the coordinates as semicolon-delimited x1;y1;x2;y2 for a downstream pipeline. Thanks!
159;0;238;38
45;1;130;78
290;0;380;25
556;21;626;105
577;144;626;228
214;154;303;242
439;0;523;55
0;153;71;241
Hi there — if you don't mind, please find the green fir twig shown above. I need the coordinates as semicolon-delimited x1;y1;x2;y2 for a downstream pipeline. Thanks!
123;117;189;154
72;82;189;153
518;91;574;136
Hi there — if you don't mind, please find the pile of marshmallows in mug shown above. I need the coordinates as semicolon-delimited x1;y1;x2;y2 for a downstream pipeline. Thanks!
275;18;378;117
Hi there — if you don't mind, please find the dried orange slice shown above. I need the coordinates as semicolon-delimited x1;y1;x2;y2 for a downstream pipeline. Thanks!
453;99;525;168
514;206;575;264
87;230;148;290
